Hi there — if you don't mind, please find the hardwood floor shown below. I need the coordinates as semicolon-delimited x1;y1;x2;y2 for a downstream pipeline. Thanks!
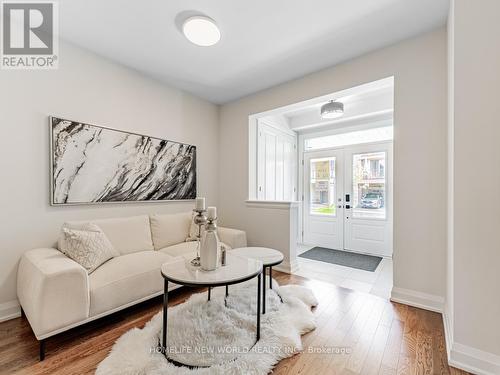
0;272;470;375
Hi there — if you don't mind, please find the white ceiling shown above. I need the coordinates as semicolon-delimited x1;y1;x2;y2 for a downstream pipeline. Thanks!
286;86;394;131
59;0;449;104
258;77;394;133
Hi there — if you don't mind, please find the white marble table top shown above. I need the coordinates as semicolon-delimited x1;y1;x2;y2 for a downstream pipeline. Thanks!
161;254;262;286
230;247;284;267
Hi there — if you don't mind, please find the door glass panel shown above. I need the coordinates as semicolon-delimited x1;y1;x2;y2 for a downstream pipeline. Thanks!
310;157;336;216
352;152;386;219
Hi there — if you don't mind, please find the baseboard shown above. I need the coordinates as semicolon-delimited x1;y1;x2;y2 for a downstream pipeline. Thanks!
390;287;444;313
449;341;500;375
274;259;299;274
442;307;453;358
0;299;21;322
442;309;500;375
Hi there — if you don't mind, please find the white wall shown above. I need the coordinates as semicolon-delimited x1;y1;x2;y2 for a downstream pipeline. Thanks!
446;1;500;372
0;42;219;311
219;28;447;303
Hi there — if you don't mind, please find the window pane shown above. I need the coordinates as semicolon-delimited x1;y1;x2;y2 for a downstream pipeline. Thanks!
305;126;393;150
352;152;386;219
310;157;336;216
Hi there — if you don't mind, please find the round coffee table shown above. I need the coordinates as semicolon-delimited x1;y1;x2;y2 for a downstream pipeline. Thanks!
230;247;284;314
160;254;263;367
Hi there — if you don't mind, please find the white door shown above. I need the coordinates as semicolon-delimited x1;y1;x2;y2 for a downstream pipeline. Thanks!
303;150;344;249
344;143;392;256
302;142;393;257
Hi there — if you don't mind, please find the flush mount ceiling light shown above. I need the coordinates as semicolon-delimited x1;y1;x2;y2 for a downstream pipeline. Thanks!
320;100;344;119
182;16;221;47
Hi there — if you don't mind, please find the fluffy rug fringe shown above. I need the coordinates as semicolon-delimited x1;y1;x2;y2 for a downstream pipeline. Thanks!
97;279;317;375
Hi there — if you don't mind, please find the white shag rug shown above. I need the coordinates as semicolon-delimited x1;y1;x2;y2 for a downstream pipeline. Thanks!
97;278;317;375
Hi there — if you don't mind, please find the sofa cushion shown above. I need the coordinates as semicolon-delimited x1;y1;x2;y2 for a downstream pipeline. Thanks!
88;251;173;316
159;241;198;258
159;241;231;259
66;215;154;255
150;212;192;250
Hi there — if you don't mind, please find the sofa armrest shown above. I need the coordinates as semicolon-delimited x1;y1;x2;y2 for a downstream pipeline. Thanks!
17;248;90;339
218;227;247;249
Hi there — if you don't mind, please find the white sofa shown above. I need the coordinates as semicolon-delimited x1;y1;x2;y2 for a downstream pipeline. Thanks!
17;212;247;359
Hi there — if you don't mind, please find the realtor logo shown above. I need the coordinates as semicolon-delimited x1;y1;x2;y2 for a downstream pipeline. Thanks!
1;1;58;69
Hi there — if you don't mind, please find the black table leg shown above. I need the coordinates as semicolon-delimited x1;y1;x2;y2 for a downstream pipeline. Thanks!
262;266;266;314
39;339;45;361
225;285;229;297
162;279;168;358
208;286;211;301
269;267;273;289
257;273;261;341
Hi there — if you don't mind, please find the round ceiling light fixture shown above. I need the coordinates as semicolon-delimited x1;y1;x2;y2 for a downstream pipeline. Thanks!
320;100;344;119
182;16;221;47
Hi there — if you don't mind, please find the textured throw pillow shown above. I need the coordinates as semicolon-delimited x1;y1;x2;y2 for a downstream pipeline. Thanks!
59;224;117;273
58;222;120;257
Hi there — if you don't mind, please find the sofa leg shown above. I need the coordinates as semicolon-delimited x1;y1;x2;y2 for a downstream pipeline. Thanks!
39;340;45;361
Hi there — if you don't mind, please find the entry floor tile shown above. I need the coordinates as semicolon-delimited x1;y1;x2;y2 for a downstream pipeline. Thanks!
294;244;393;299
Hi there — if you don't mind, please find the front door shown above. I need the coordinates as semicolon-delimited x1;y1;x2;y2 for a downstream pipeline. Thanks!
303;142;393;256
344;142;392;256
303;150;344;250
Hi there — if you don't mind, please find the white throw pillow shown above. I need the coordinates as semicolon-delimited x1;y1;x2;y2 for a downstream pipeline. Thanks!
58;222;120;257
59;224;117;273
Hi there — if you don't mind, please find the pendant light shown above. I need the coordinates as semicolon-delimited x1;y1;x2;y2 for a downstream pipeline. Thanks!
320;100;344;119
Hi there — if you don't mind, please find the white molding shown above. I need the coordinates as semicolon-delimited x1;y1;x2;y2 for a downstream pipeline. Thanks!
274;259;299;274
442;308;500;375
390;287;444;313
248;77;394;119
448;342;500;375
0;299;21;322
295;109;393;133
393;291;500;374
442;306;453;358
245;200;300;210
258;117;296;137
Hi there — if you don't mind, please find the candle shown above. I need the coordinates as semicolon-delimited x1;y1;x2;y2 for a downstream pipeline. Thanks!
207;206;217;220
195;197;205;211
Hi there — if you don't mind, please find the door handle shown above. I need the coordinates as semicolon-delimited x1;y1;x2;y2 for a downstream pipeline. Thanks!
345;204;351;209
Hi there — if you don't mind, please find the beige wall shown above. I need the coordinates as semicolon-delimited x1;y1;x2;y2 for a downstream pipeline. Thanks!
451;0;500;360
446;0;455;347
0;42;219;306
219;28;448;299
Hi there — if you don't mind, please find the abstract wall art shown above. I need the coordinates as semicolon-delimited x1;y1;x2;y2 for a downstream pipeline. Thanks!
50;117;196;205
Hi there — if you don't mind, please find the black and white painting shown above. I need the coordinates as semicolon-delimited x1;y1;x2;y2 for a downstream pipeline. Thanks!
50;117;196;205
